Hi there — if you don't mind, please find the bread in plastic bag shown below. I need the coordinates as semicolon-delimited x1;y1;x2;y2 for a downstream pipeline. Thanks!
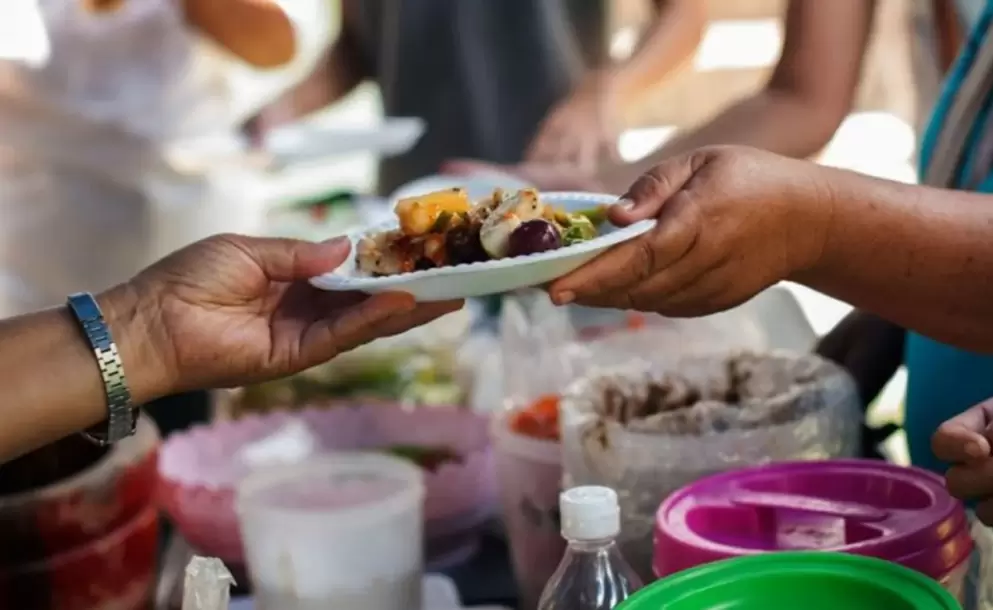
559;350;861;581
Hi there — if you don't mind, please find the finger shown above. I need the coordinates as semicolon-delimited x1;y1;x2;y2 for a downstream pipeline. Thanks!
976;498;993;526
232;235;352;281
318;297;464;361
609;155;698;226
932;399;993;463
549;192;699;305
945;461;993;500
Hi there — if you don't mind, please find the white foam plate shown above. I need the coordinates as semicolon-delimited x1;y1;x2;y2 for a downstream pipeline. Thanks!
265;117;426;166
309;192;655;302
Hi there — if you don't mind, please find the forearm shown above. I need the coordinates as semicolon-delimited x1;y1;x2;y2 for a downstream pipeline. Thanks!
796;166;993;353
604;90;844;191
183;0;296;68
608;0;706;102
0;286;164;463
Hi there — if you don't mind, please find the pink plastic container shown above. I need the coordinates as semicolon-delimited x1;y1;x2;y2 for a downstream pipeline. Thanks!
158;404;493;568
491;408;565;610
653;460;973;603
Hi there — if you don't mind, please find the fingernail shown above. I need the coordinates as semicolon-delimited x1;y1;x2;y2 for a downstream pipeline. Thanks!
321;236;350;248
553;291;575;305
616;198;636;212
967;442;987;458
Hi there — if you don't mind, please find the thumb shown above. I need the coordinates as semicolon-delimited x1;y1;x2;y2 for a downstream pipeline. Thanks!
932;398;993;464
609;154;698;226
245;236;352;281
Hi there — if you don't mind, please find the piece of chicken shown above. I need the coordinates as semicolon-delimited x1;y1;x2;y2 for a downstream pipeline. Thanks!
356;229;407;276
479;188;547;258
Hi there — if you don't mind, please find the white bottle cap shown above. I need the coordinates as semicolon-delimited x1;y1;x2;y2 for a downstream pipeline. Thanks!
559;485;620;540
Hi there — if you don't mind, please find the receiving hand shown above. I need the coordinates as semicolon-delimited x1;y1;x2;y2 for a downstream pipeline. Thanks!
932;400;993;524
121;234;462;398
525;70;621;171
547;146;829;315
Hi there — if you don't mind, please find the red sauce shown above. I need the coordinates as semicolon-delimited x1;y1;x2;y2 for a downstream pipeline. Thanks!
509;395;560;441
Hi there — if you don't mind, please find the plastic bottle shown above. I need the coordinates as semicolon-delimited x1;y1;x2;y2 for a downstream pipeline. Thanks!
537;486;643;610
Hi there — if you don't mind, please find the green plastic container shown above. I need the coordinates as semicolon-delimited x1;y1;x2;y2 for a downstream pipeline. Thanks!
617;552;962;610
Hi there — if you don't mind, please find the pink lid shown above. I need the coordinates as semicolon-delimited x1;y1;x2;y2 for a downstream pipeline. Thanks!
653;460;973;580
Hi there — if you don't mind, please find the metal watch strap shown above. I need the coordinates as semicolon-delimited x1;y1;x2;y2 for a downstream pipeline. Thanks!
67;292;137;445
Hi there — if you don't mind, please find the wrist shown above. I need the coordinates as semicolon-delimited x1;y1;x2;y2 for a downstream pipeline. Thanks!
782;161;839;280
97;283;175;405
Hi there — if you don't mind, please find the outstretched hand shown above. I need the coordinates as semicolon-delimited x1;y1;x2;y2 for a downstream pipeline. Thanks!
125;234;462;398
546;146;829;316
933;400;993;524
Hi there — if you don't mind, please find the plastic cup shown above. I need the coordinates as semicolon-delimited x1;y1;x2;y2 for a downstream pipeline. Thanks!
491;409;566;610
620;552;961;610
235;453;424;610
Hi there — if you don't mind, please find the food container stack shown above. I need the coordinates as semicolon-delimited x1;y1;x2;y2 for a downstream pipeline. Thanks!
654;460;974;604
560;350;861;581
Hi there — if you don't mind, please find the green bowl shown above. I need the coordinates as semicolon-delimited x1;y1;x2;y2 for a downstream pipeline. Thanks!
618;552;960;610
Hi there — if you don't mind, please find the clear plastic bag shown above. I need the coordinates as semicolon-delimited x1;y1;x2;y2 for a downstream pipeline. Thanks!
558;350;861;581
182;556;235;610
498;290;770;409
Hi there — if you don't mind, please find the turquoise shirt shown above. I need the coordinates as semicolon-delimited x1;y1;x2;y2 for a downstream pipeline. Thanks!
906;1;993;474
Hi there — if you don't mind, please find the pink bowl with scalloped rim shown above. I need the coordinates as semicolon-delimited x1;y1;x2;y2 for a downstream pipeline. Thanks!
157;404;494;567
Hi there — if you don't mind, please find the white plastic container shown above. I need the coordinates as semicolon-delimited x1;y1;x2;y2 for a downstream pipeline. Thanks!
491;409;566;610
235;453;424;610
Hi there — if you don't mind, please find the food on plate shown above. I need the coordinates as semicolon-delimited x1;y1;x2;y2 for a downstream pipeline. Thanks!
356;188;608;276
509;394;560;441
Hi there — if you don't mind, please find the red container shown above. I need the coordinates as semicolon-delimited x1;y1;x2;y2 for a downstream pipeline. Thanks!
0;504;159;610
0;416;159;562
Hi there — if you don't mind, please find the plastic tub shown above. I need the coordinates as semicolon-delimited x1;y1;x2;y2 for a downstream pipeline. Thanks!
654;460;973;603
159;404;493;568
491;409;566;610
619;552;960;610
0;504;159;610
561;352;861;581
0;414;159;562
236;453;424;610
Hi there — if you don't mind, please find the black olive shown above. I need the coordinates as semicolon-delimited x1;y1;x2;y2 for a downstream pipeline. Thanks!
445;225;488;265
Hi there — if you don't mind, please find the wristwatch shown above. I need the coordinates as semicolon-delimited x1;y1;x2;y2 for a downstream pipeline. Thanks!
67;292;137;445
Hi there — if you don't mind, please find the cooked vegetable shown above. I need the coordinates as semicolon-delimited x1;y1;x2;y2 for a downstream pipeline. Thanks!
480;189;547;258
561;215;598;246
395;188;471;236
445;225;488;265
576;205;609;226
508;219;562;256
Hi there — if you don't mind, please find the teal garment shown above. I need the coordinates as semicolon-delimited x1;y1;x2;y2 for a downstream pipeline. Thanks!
905;1;993;474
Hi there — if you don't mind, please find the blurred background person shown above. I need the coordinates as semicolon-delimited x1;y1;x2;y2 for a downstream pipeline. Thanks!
249;0;706;196
0;0;331;435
